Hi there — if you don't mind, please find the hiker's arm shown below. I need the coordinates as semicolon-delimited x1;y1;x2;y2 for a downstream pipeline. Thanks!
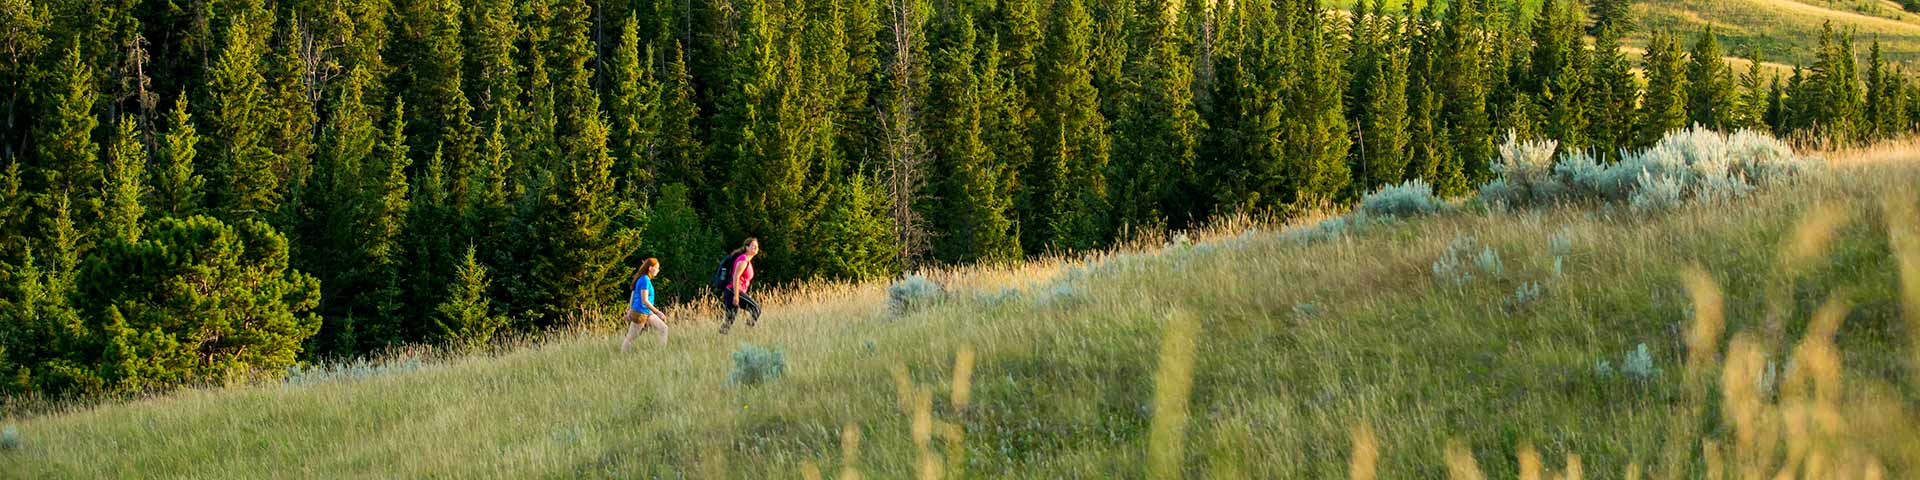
642;297;665;319
730;259;747;296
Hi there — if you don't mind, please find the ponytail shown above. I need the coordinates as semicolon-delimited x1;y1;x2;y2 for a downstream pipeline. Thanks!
729;237;760;259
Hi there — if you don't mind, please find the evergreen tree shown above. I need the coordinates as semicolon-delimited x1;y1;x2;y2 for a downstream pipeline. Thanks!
1586;25;1638;158
1684;28;1736;129
1794;23;1864;140
154;95;205;219
204;13;279;221
1205;0;1289;208
466;0;521;129
434;245;506;351
34;44;102;213
810;172;899;280
608;15;661;193
1031;0;1111;250
1637;31;1688;147
398;0;477;194
76;215;321;393
656;41;706;200
264;15;317;223
1438;0;1493;184
929;18;1020;264
640;183;719;302
528;53;640;323
1736;52;1771;130
1359;37;1413;190
1866;38;1908;139
1403;0;1459;191
102;116;147;242
1111;0;1203;228
1282;0;1352;203
1586;0;1632;36
360;99;414;345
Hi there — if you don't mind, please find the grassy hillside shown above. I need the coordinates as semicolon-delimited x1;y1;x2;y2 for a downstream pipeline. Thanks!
5;141;1920;477
1330;0;1920;68
1639;0;1920;67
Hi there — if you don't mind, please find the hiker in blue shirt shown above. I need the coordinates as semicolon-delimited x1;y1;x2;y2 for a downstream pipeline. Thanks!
621;258;670;351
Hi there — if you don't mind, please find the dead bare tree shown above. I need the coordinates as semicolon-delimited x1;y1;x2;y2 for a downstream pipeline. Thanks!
879;0;929;270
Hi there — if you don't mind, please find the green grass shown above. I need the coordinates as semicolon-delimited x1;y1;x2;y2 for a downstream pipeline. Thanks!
1323;0;1920;69
6;150;1920;477
1638;0;1920;68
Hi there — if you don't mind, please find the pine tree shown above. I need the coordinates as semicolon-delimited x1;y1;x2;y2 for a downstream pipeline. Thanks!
154;95;205;219
360;99;414;345
1031;0;1111;250
1736;52;1771;130
1586;0;1632;36
1403;0;1457;191
929;18;1020;264
656;41;706;200
0;1;51;167
398;0;477;193
1111;0;1203;228
1525;0;1580;97
810;172;899;280
1586;25;1638;159
34;44;102;212
1866;38;1906;139
1205;0;1289;209
1795;22;1864;140
1685;28;1736;129
608;15;661;194
264;15;317;222
204;12;279;221
640;183;719;302
102;116;146;242
434;245;506;351
1359;36;1413;190
1282;0;1352;204
1439;0;1493;184
76;215;322;392
528;53;640;324
1637;31;1688;147
466;0;521;129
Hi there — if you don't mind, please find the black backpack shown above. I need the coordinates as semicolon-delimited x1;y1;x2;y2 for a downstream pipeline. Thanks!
708;253;738;291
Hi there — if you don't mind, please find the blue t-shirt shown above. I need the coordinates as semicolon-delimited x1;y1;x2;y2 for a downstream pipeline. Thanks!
629;275;654;313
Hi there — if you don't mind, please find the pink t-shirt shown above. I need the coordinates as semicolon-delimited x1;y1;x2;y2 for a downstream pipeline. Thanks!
733;256;754;292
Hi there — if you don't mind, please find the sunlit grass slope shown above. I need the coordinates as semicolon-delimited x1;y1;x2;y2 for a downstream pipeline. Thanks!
1639;0;1920;67
6;151;1920;478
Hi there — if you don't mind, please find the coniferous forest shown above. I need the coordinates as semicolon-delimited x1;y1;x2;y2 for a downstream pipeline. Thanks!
2;0;1918;398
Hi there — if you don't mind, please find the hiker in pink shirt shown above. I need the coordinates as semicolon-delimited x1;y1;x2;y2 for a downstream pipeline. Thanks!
717;238;761;334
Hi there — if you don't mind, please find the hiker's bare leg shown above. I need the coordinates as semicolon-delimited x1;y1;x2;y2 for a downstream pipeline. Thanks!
620;310;644;352
647;313;669;345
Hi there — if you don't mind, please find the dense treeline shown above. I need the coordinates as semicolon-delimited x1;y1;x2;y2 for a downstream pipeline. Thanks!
1;0;1917;397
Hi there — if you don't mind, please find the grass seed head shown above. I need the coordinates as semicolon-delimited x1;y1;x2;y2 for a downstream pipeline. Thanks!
1349;424;1379;480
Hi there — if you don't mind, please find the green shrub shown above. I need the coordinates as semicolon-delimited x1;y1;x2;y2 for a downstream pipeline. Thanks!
1597;343;1662;381
1484;127;1813;211
1480;134;1568;208
1475;246;1504;278
1432;236;1478;286
1361;179;1447;218
728;343;785;386
887;274;945;316
1621;343;1660;380
1503;281;1544;310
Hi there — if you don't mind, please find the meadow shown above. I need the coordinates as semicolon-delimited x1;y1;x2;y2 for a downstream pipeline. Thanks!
3;132;1919;478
